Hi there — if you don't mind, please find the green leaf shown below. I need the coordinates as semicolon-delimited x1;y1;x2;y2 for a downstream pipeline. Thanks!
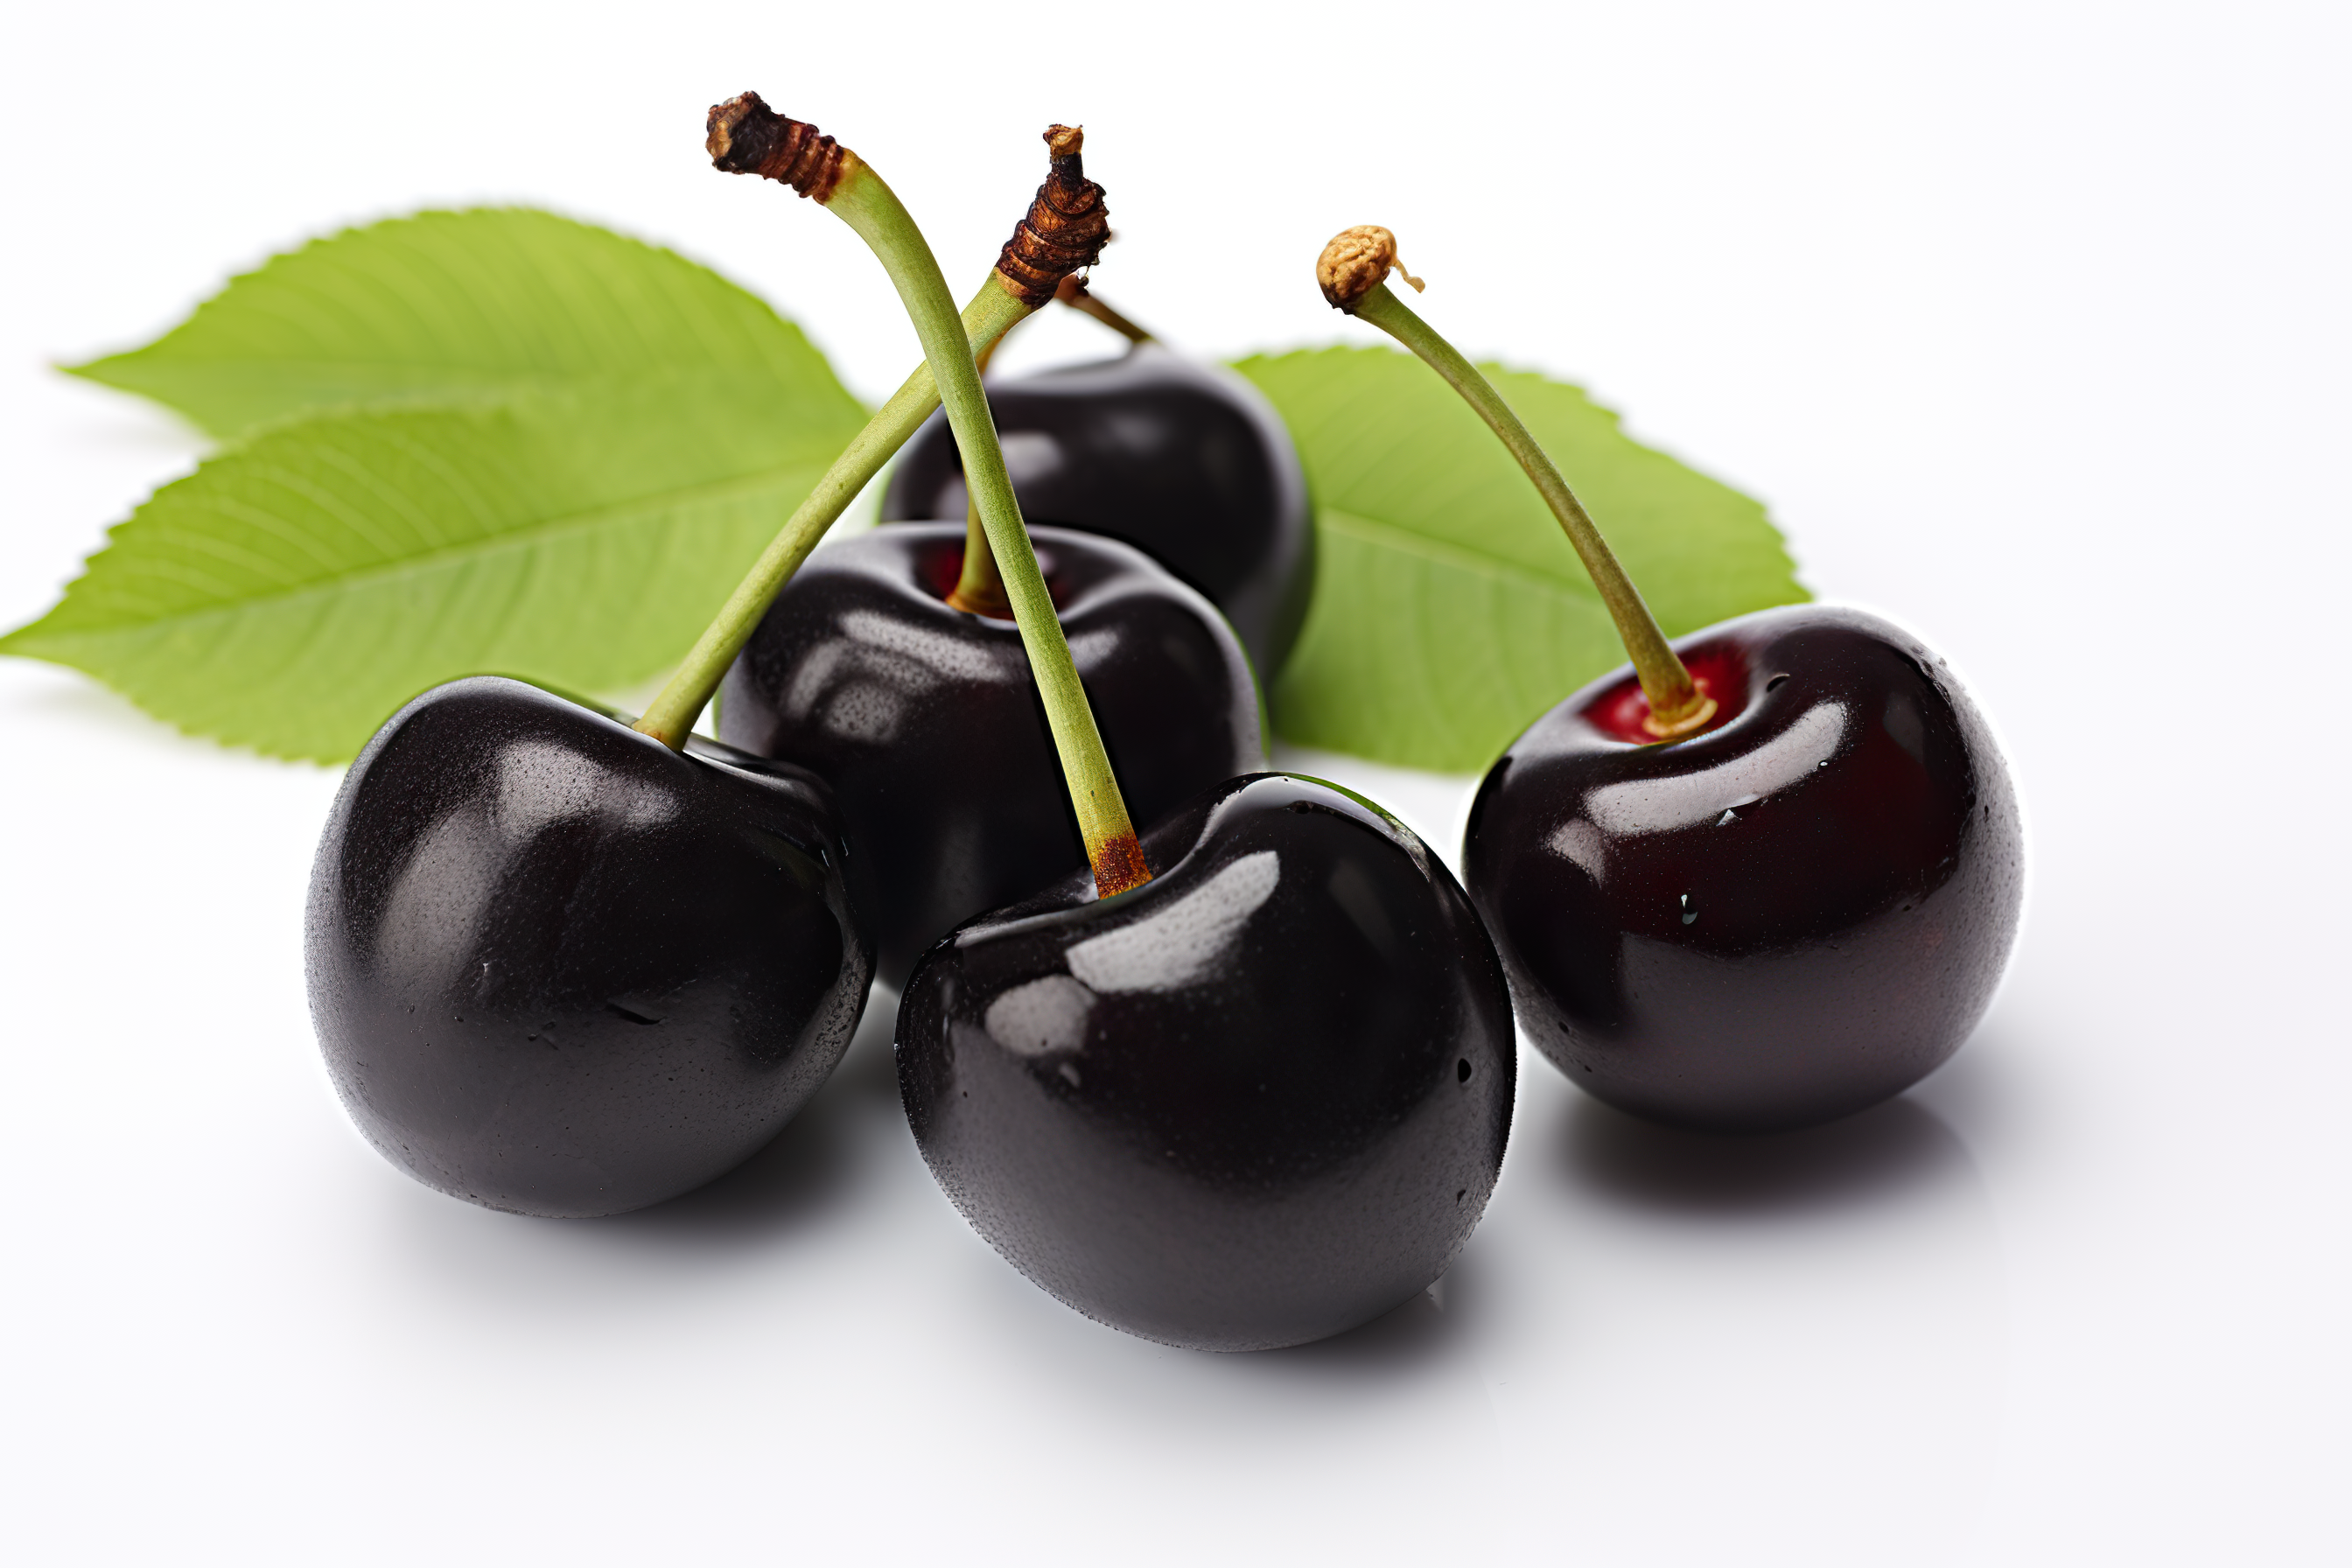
66;208;849;440
1232;346;1808;773
0;374;864;761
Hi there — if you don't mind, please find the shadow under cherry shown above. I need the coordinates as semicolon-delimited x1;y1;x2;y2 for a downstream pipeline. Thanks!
591;983;908;1246
1552;1085;1975;1220
1253;1268;1476;1383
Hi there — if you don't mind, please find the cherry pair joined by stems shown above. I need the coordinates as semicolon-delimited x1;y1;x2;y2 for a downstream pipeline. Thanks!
712;100;1516;1349
1319;225;2025;1131
702;104;1260;985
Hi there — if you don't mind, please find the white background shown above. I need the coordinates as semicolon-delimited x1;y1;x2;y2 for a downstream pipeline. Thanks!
4;2;2347;1562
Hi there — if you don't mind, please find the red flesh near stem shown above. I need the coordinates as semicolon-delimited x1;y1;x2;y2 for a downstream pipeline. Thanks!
1580;646;1750;745
912;536;1066;617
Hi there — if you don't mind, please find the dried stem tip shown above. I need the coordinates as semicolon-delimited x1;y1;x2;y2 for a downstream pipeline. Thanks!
996;123;1110;307
1091;832;1152;900
1317;225;1425;312
706;92;850;202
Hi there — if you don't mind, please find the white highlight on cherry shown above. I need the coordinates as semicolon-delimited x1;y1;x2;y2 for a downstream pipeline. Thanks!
1066;850;1282;993
1584;702;1848;837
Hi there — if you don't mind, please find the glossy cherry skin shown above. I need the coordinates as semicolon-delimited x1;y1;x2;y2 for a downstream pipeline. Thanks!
719;523;1262;988
305;677;872;1217
1463;606;2022;1132
897;773;1516;1351
877;344;1314;678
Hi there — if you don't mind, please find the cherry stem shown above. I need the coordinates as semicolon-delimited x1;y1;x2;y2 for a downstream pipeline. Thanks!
1056;275;1154;344
633;278;1032;748
644;106;1106;749
944;331;1015;617
943;275;1154;615
827;158;1150;893
1350;281;1716;738
948;491;1012;618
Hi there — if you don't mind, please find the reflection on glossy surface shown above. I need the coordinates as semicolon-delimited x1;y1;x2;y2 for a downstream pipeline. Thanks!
1583;699;1849;836
1466;606;2024;1130
721;524;1261;987
898;774;1516;1351
1064;849;1281;991
304;678;872;1217
878;345;1316;676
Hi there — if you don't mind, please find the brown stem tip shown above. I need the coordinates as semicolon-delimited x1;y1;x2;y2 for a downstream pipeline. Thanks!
996;124;1110;307
706;92;850;202
1317;225;1425;312
1091;832;1152;900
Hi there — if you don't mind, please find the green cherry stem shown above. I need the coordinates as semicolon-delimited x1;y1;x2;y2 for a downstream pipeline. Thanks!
697;94;1150;895
832;145;1150;891
948;325;1018;619
933;232;1039;620
835;170;1150;892
634;282;1028;747
633;115;1107;751
937;275;1152;619
1318;226;1718;739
